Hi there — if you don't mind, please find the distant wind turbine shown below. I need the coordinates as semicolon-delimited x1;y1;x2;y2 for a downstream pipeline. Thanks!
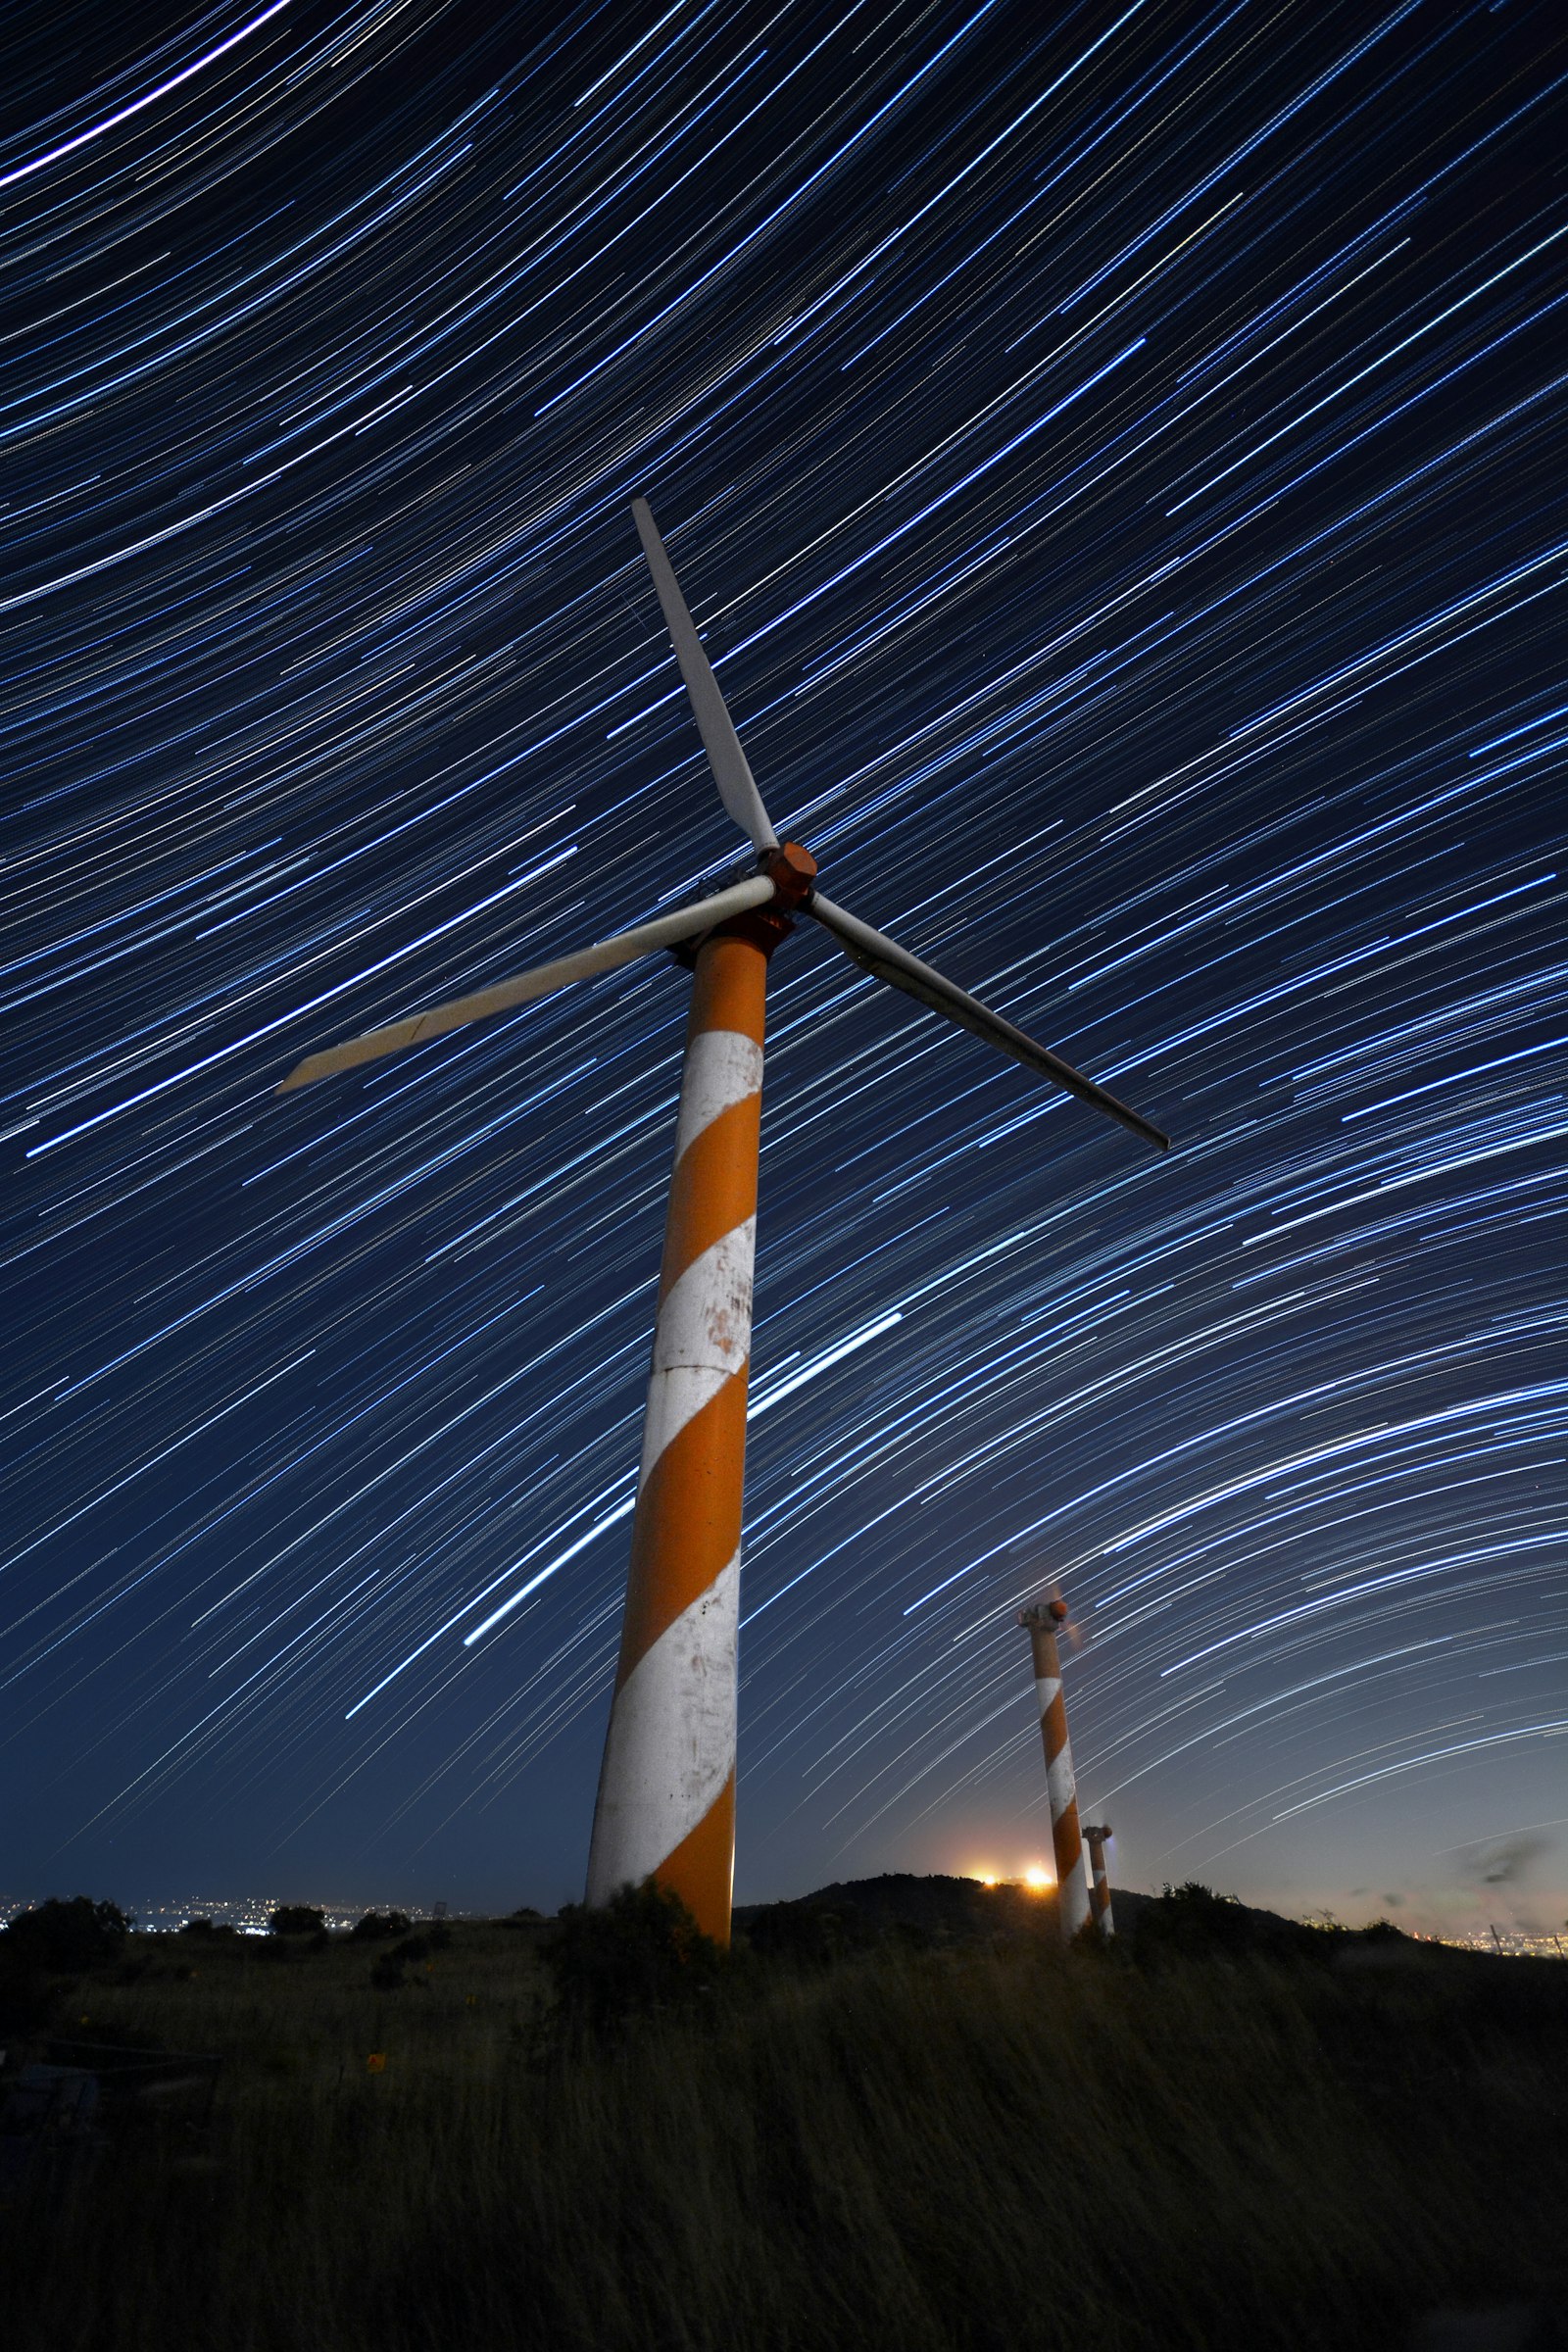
1083;1823;1115;1939
280;497;1170;1944
1019;1591;1092;1940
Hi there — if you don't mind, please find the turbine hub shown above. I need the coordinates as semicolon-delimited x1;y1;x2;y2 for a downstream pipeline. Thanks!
761;840;817;907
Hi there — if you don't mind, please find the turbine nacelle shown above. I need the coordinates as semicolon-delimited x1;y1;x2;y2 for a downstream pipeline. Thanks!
1020;1583;1086;1651
666;843;818;970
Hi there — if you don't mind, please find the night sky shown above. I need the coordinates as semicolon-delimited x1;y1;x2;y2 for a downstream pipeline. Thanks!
4;0;1565;1936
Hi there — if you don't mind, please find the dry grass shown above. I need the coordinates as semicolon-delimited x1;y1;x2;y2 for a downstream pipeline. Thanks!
4;1922;1566;2350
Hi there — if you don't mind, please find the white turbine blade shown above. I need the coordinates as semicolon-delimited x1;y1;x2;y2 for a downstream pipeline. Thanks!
807;892;1170;1152
277;873;777;1093
631;496;779;853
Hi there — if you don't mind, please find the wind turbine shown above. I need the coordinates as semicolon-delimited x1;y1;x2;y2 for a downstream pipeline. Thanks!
1082;1824;1115;1939
279;496;1170;1945
1018;1591;1092;1939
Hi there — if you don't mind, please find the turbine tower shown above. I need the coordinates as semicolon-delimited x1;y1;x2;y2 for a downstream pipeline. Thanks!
1083;1823;1115;1939
280;497;1169;1945
1019;1596;1091;1940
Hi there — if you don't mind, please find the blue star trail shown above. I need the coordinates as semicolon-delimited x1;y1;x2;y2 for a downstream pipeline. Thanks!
2;0;1564;1928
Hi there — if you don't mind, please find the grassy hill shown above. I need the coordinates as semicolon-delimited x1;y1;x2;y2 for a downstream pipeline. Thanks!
739;1867;1155;1942
2;1883;1565;2350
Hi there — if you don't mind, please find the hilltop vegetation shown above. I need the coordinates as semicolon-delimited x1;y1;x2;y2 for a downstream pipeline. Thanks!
2;1883;1565;2350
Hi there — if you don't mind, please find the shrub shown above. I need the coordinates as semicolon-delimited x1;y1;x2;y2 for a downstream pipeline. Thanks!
178;1917;237;1941
543;1879;727;2034
269;1905;326;1936
349;1912;412;1942
2;1896;131;1973
1134;1881;1328;1965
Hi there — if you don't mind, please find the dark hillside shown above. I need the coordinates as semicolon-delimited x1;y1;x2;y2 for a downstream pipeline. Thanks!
5;1895;1566;2350
740;1872;1303;1950
738;1869;1062;1944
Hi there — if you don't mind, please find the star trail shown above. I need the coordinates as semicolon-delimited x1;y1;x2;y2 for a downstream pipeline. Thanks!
3;0;1564;1929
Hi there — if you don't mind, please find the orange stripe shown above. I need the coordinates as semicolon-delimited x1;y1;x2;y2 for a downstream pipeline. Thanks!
1027;1622;1059;1683
658;1091;760;1298
1054;1810;1084;1889
691;929;768;1047
653;1768;735;1946
614;1369;750;1680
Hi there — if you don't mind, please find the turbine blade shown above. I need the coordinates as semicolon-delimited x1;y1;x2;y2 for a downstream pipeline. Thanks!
277;873;778;1093
631;496;779;853
807;893;1169;1152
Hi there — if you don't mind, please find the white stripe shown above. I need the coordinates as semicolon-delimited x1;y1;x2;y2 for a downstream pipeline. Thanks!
585;1547;740;1901
1046;1748;1077;1815
653;1217;756;1374
1058;1857;1092;1936
1035;1673;1061;1715
673;1030;763;1165
638;1218;756;1477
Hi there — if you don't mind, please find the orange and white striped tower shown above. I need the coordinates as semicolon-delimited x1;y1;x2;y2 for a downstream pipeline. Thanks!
1019;1599;1091;1940
1083;1823;1114;1939
585;848;815;1945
